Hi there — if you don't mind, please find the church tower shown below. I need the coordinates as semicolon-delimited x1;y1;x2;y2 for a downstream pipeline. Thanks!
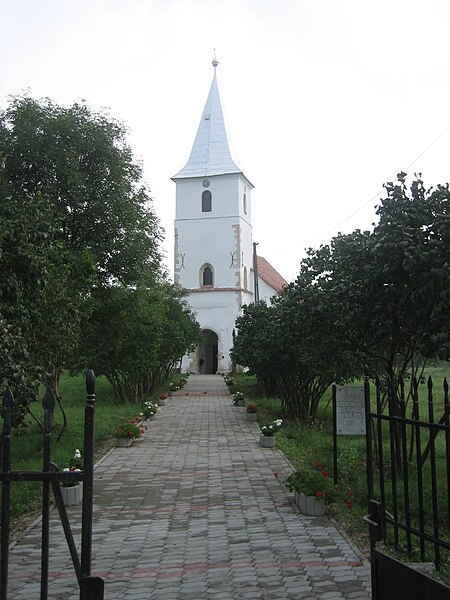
172;58;254;373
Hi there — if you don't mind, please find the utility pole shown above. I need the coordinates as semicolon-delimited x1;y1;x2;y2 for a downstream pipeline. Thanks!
253;242;259;303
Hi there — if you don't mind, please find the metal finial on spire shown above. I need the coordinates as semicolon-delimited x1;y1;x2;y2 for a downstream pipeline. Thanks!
212;48;219;69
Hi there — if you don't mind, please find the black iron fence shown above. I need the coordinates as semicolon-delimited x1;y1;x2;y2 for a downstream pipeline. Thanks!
0;370;104;600
364;367;450;591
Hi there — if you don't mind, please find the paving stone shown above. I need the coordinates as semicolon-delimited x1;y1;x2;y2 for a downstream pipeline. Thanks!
5;374;371;599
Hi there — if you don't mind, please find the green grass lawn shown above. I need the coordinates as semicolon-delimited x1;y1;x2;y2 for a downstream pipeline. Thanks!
4;371;182;521
233;362;450;570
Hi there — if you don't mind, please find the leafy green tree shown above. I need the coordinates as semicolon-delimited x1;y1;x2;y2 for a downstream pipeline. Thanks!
0;95;163;424
156;285;201;385
234;173;449;423
326;173;450;386
0;314;40;428
272;265;358;421
0;95;162;286
232;302;280;395
78;284;200;404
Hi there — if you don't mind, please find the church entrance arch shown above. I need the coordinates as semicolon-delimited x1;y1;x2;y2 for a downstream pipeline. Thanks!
198;329;218;374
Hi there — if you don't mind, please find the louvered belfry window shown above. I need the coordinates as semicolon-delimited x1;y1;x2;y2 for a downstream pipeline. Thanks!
202;190;212;212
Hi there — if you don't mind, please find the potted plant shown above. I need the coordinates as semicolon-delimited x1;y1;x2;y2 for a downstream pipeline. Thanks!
223;375;234;387
231;391;245;407
260;419;283;447
285;462;337;516
169;382;180;394
158;393;168;406
115;418;144;447
143;401;158;420
246;403;259;421
60;449;83;506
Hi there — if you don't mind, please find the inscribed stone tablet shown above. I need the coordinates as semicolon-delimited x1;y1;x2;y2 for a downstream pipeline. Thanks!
336;386;365;435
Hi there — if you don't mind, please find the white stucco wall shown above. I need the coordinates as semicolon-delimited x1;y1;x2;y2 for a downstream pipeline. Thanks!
257;278;279;305
181;288;253;372
174;173;253;290
174;168;283;373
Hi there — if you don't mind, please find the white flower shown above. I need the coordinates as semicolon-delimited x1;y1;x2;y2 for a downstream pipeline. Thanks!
74;449;81;458
275;419;283;427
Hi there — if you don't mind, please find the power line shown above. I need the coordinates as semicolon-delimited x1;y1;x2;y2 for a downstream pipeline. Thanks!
300;122;450;248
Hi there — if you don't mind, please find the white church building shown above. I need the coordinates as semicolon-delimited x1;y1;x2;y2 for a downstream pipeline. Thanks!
172;59;287;374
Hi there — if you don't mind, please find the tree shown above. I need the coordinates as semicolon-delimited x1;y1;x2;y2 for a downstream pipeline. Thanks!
156;285;201;385
271;262;358;421
326;173;450;387
232;302;281;395
233;279;358;422
0;95;162;285
78;284;200;404
234;173;449;424
0;314;40;429
0;95;164;422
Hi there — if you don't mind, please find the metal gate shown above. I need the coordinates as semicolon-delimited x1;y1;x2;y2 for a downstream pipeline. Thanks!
0;370;104;599
364;367;450;599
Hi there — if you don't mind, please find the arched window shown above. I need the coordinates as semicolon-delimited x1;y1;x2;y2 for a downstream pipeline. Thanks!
202;190;212;212
243;193;247;214
202;265;213;286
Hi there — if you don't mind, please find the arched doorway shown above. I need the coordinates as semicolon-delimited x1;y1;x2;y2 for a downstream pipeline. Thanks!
198;329;218;374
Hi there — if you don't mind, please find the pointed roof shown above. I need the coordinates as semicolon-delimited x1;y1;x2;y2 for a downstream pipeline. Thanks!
173;60;246;180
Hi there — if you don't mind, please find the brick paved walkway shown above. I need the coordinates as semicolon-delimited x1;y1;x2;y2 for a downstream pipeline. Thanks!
6;375;371;599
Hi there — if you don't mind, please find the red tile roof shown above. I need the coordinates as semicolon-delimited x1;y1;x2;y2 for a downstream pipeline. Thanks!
256;256;288;294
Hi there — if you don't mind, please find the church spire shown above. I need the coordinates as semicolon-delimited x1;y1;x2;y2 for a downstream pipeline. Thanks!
212;48;219;69
173;57;242;179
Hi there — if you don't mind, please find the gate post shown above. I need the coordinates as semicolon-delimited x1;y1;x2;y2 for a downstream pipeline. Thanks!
80;369;104;599
0;390;13;600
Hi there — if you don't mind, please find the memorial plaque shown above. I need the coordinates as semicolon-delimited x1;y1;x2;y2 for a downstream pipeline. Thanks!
335;386;365;435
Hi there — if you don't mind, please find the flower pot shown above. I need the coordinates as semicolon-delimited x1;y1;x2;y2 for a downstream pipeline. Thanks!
61;483;83;506
116;437;133;447
294;491;325;516
158;398;166;406
246;412;258;422
260;434;275;448
234;399;245;407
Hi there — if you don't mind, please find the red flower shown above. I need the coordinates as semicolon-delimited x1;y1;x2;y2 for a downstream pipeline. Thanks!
346;499;353;509
315;462;323;468
321;470;330;478
348;489;353;496
128;432;133;438
316;490;325;498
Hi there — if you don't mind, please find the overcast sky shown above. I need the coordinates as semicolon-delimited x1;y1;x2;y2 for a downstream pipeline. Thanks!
2;0;450;281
